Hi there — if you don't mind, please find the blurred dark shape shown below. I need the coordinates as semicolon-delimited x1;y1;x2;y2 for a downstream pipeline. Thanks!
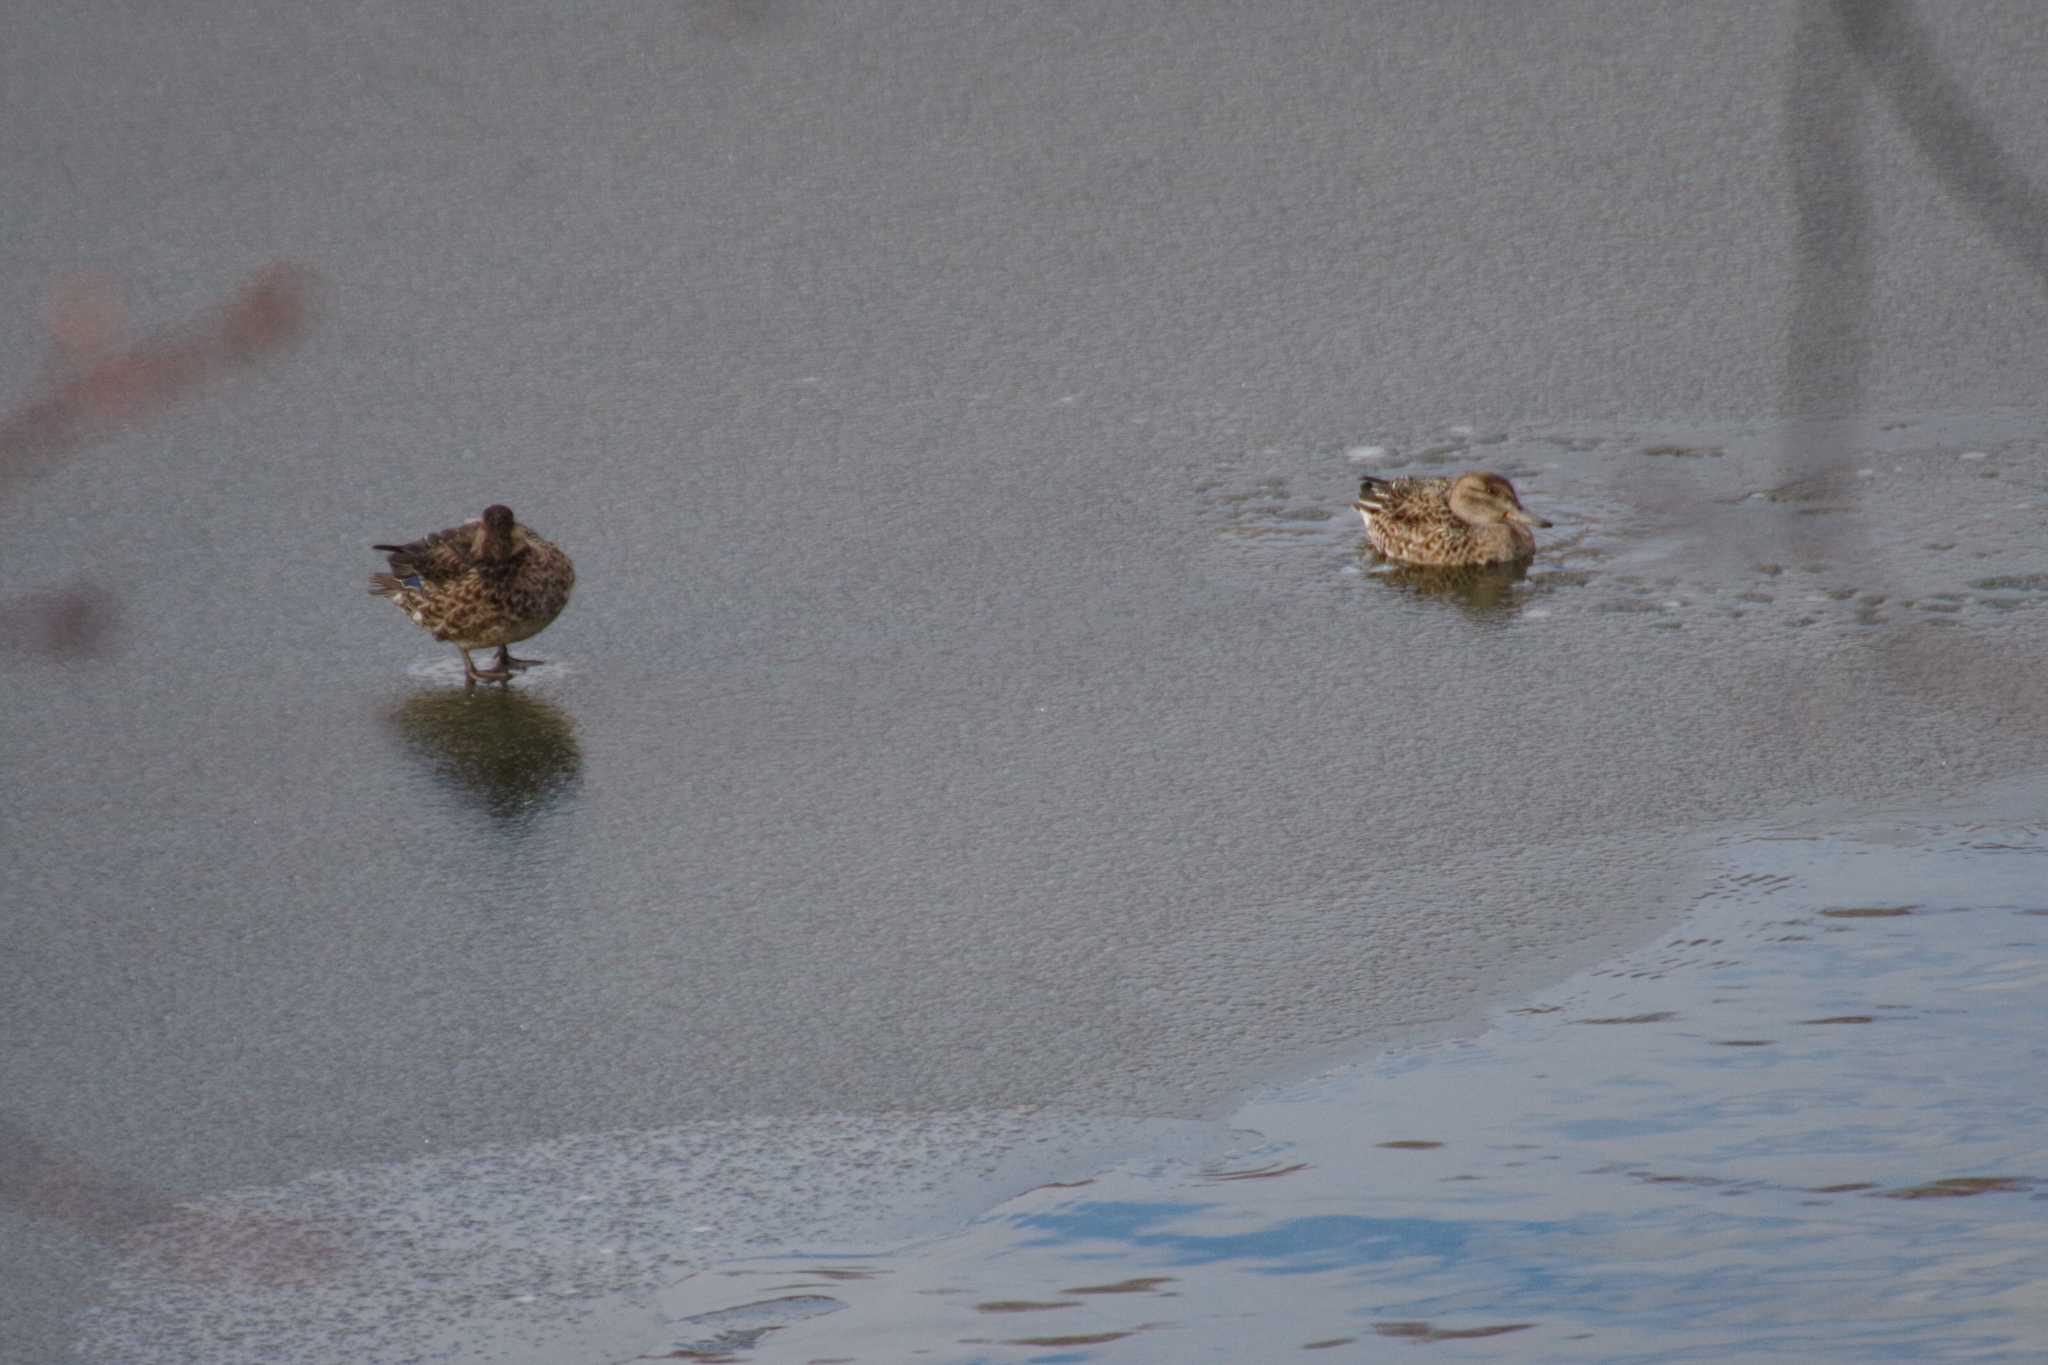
0;1115;337;1286
0;262;316;496
1784;0;2048;537
0;579;118;658
46;273;126;371
1779;0;2048;734
0;1115;175;1238
389;687;584;824
1;262;315;659
220;262;314;361
1838;0;2048;285
121;1205;340;1288
1365;556;1532;622
1772;1;1873;586
1786;2;1871;424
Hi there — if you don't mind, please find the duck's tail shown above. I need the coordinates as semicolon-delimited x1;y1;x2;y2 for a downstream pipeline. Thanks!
1353;475;1393;521
368;572;404;598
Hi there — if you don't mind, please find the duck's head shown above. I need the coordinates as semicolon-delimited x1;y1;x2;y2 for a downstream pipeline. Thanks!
1448;473;1551;529
475;504;518;557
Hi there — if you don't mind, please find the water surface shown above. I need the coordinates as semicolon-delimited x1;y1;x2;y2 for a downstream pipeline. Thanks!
641;784;2048;1362
8;4;2048;1360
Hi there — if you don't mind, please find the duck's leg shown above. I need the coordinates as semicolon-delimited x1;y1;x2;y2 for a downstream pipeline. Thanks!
460;647;512;687
494;646;543;672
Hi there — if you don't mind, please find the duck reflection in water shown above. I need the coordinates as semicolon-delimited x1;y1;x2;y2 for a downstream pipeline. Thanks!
1365;555;1533;620
389;687;582;823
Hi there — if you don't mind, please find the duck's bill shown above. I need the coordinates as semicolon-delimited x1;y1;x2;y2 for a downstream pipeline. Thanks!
1506;509;1554;529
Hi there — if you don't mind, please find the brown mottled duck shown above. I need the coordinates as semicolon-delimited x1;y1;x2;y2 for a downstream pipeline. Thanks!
369;505;574;686
1352;471;1551;567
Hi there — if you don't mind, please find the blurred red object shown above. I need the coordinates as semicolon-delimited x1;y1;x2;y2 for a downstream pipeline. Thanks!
1;263;314;658
2;262;315;493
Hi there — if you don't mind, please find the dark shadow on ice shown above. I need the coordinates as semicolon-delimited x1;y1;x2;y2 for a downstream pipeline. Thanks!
387;687;584;826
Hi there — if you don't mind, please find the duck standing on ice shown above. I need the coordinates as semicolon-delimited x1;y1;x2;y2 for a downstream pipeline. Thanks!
369;504;574;686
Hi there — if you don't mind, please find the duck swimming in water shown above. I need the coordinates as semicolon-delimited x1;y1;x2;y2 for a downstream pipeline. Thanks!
1352;471;1551;567
369;504;574;686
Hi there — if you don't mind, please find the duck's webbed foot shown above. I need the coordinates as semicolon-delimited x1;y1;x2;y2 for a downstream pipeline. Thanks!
494;647;543;672
460;649;514;688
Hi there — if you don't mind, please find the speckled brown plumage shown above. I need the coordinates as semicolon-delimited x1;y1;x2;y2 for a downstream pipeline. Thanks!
1352;471;1551;568
368;504;574;686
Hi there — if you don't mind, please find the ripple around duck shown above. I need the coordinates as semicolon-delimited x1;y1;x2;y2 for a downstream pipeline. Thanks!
1198;411;2048;638
402;653;586;685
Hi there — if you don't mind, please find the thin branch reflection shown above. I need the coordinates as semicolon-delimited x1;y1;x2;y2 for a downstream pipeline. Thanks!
1838;0;2048;285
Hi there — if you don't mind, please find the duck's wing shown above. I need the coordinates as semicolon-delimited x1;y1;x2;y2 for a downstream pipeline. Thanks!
373;521;478;584
1355;475;1452;523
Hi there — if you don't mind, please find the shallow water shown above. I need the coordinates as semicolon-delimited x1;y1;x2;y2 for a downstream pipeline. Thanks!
640;783;2048;1363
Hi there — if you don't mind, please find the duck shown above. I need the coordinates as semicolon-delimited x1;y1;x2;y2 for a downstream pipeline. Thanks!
1352;471;1551;567
369;504;574;686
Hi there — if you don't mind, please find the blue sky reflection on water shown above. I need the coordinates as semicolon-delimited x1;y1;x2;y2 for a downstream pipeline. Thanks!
660;783;2048;1363
1009;1203;1509;1277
